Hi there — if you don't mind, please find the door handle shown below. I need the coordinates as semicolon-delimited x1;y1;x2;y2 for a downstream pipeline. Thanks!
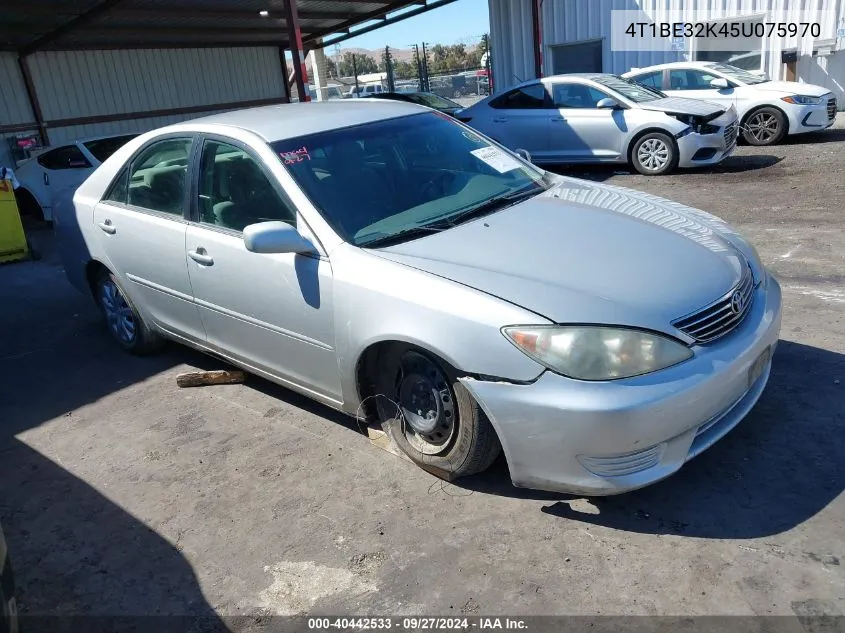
97;219;116;234
43;172;50;186
493;117;508;123
188;248;214;266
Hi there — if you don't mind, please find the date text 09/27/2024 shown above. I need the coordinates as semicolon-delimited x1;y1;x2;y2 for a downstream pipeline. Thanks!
307;617;529;630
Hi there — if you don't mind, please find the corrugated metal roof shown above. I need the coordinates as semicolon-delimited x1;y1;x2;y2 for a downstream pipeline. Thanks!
0;0;441;52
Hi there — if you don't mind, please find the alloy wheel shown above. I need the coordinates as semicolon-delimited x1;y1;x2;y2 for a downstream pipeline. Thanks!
746;112;779;143
637;138;670;171
100;279;136;344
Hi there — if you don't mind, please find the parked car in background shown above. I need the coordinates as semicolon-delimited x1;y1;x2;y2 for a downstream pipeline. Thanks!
623;62;837;146
58;101;781;495
367;91;464;116
0;521;18;633
458;73;738;175
14;133;137;222
346;84;386;98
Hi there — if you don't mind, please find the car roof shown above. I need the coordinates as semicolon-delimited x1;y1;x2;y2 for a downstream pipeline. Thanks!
170;100;427;142
625;61;717;74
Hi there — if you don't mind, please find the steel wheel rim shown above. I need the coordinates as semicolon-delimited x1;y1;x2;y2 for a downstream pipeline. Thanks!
100;280;136;344
394;351;456;455
747;112;779;142
637;138;670;171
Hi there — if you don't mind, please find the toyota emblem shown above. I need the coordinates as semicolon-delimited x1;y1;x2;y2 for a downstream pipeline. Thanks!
730;291;744;315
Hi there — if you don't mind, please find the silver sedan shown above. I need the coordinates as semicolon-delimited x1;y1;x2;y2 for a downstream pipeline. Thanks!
57;101;780;495
457;74;739;175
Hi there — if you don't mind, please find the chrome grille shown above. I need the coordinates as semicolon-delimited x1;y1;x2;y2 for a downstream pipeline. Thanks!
828;97;837;121
723;121;738;147
672;266;755;343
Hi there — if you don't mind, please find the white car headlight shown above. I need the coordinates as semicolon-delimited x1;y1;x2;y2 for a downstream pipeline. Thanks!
502;326;693;381
781;95;821;105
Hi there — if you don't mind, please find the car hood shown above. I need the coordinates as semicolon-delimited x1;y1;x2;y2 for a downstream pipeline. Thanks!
374;179;747;332
748;80;830;97
636;96;726;118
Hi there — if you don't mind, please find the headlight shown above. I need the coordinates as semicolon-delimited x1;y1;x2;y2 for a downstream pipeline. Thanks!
502;326;693;381
781;95;821;105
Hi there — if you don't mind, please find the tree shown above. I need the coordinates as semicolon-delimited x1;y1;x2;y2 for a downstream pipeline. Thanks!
325;57;338;78
393;60;417;80
337;52;378;77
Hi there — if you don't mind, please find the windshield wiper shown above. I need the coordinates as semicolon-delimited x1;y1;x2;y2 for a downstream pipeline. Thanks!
358;224;446;248
440;185;542;227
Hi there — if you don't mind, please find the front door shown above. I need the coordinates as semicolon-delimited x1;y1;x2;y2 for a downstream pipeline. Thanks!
548;82;624;161
664;68;737;110
185;137;341;401
36;145;95;219
91;136;206;342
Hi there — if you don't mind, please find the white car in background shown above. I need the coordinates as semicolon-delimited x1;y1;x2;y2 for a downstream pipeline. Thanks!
13;133;137;222
623;62;837;146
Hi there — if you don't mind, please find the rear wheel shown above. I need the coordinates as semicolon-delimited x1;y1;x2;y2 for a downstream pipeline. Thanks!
631;132;678;175
14;189;44;223
742;107;786;145
374;347;500;478
95;270;164;355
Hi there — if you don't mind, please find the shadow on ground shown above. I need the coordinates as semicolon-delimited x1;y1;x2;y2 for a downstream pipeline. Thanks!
460;339;845;539
0;229;229;630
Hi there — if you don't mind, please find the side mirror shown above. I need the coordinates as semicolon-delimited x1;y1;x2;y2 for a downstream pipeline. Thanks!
243;221;314;255
710;77;730;89
515;148;533;163
596;97;621;109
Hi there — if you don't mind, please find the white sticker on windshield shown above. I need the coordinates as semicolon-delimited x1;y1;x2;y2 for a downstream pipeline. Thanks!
470;146;521;174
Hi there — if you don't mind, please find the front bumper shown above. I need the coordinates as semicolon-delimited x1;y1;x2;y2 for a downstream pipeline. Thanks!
785;95;837;134
461;274;782;496
677;124;737;168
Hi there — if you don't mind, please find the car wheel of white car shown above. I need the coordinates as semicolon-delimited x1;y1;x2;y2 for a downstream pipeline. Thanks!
742;107;786;146
374;347;501;478
631;132;678;176
95;269;164;355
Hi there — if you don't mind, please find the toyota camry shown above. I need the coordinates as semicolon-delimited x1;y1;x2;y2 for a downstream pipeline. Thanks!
57;101;781;495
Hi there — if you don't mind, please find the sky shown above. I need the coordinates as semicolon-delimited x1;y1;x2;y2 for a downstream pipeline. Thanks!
330;0;490;51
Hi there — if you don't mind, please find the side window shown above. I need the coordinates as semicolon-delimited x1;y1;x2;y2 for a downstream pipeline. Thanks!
552;83;610;108
631;71;664;90
490;83;549;109
198;140;296;233
126;138;192;215
669;69;720;90
37;145;92;170
103;168;129;204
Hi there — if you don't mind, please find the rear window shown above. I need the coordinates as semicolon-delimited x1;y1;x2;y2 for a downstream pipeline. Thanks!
84;135;138;163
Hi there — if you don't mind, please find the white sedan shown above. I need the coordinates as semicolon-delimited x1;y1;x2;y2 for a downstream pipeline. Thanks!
14;133;137;222
623;62;837;145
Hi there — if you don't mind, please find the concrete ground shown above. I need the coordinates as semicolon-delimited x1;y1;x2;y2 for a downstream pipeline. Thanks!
1;116;843;624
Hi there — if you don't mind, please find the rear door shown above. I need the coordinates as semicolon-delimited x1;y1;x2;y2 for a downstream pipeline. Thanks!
482;83;551;158
547;81;624;161
36;144;95;219
91;135;206;342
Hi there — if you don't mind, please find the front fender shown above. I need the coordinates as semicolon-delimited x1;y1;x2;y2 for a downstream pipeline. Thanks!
330;245;549;413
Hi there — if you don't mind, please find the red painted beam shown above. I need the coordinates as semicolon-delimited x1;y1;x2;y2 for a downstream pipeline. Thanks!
284;0;310;102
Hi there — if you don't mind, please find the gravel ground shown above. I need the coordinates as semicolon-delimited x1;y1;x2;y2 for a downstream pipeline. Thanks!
0;115;843;626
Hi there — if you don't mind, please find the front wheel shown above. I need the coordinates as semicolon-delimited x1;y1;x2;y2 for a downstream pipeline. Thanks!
742;107;786;145
95;270;164;355
631;132;679;175
374;348;501;478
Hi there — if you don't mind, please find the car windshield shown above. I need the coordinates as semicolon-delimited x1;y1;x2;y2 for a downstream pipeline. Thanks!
271;112;547;247
710;63;769;85
592;75;664;102
83;134;138;162
408;93;461;109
